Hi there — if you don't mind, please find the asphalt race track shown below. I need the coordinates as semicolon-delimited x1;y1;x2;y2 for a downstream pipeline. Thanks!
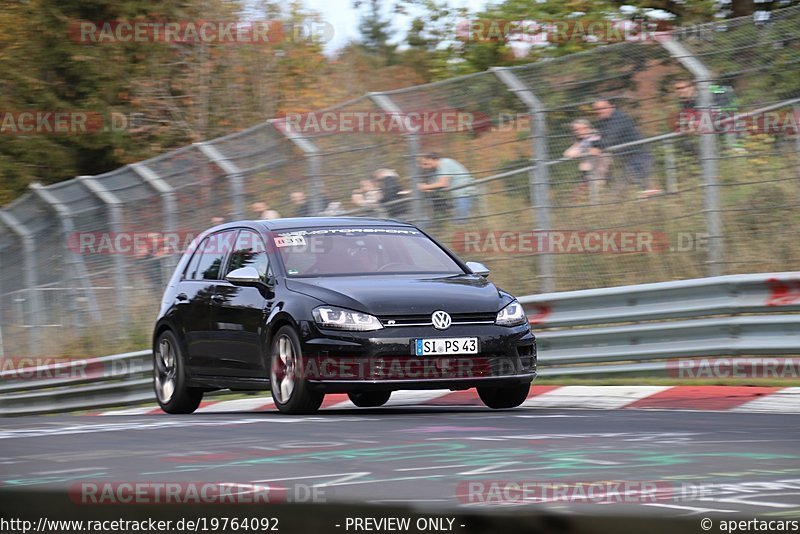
1;405;800;518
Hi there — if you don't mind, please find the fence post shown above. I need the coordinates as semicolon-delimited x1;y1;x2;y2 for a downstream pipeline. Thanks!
663;138;678;193
270;120;323;214
131;163;179;271
195;142;246;219
660;39;723;276
29;183;100;331
794;105;800;176
369;92;424;224
492;67;554;292
77;176;129;333
0;210;41;355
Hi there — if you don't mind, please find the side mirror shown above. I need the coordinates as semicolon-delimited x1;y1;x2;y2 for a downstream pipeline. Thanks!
226;266;269;288
466;261;490;278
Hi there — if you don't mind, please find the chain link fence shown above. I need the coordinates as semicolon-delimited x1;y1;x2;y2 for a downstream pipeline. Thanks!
1;7;799;357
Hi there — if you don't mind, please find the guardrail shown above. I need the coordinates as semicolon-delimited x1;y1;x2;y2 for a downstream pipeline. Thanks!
1;272;799;415
520;272;800;374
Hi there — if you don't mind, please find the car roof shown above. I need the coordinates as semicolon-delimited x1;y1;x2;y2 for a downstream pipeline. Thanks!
258;217;415;231
200;217;417;238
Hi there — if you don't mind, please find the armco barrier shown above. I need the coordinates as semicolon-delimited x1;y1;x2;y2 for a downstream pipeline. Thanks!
520;272;800;375
1;272;798;415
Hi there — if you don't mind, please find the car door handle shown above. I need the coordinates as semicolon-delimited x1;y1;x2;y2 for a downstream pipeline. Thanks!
211;294;225;303
176;293;188;302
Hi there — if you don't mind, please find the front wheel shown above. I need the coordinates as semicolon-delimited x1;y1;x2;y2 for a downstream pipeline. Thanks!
477;383;530;409
153;330;203;414
348;391;391;407
270;326;324;415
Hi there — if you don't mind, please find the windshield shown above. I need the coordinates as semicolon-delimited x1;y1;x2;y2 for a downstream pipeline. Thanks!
273;227;464;277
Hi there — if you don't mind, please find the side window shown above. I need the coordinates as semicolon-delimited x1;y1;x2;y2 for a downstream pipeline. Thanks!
227;230;270;281
194;231;236;281
183;240;205;280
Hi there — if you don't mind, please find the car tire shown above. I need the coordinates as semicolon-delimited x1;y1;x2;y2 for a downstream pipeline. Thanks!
477;383;530;409
348;391;391;408
153;330;203;414
270;325;324;415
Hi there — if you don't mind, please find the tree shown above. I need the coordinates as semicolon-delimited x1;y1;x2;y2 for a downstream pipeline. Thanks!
354;0;397;64
394;0;474;80
0;0;332;202
397;0;800;76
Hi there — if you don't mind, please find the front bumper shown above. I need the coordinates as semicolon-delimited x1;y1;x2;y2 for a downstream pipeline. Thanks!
297;321;536;393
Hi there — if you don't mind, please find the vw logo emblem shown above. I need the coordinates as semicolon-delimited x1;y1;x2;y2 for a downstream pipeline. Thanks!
432;310;452;330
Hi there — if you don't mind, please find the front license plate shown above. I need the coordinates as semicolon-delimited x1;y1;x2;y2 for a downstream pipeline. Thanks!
414;337;478;356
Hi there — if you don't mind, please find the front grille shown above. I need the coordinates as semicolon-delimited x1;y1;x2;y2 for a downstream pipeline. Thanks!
379;312;496;326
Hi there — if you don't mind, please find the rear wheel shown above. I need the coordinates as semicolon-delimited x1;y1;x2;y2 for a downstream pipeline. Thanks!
348;391;391;408
477;383;530;409
153;330;203;414
270;326;324;414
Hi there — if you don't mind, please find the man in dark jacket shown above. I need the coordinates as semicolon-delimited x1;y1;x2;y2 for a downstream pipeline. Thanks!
373;168;408;218
673;78;740;151
592;99;660;197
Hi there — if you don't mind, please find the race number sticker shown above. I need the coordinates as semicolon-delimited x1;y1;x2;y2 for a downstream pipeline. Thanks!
274;235;306;248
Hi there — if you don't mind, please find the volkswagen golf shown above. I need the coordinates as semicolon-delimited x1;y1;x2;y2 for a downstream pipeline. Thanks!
152;217;536;414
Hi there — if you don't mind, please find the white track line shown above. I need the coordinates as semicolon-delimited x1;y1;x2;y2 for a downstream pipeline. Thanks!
196;397;275;413
521;386;672;410
98;406;160;416
98;385;800;416
324;390;452;410
385;390;452;406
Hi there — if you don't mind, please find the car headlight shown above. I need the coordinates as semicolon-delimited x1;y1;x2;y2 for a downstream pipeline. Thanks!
495;300;527;326
313;306;383;331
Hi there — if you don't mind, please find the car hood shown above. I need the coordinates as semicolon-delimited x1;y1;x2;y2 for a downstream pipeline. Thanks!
285;274;510;315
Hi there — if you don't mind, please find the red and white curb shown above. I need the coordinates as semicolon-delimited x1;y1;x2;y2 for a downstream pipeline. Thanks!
95;386;800;416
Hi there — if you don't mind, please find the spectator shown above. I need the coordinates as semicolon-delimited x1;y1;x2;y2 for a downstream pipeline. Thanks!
321;201;346;216
563;119;608;200
373;168;409;218
592;99;661;198
675;78;737;115
210;216;225;226
290;190;338;217
134;233;168;291
251;201;280;220
290;191;310;217
351;178;385;216
673;79;701;153
674;78;699;112
416;153;477;221
673;78;741;150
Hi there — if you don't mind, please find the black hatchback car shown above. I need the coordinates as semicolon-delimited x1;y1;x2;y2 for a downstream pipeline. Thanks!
153;217;536;414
